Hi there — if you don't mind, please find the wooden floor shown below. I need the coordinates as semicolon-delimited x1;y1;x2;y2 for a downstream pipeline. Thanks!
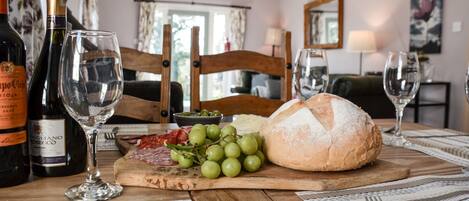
0;119;464;201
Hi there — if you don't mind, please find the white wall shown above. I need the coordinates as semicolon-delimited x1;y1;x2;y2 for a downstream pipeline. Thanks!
280;0;469;131
70;0;281;54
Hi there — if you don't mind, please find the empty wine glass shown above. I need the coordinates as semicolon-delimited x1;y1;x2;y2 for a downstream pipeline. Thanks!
293;49;329;100
59;30;124;200
383;51;420;147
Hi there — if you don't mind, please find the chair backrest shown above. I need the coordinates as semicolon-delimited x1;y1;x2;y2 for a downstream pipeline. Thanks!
114;24;172;123
190;26;292;117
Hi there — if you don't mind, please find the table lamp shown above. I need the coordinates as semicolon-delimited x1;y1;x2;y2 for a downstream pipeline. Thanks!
347;30;377;75
265;28;283;57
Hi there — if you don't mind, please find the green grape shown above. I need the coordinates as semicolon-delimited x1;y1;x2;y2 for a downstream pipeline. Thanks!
255;151;266;165
205;138;214;145
243;155;261;172
220;135;235;147
249;133;263;148
200;111;209;116
178;156;193;168
221;125;237;137
219;140;228;147
206;124;221;140
206;145;224;161
221;158;241;177
189;128;206;145
201;161;221;179
170;150;180;161
238;135;258;155
224;142;241;158
192;124;206;131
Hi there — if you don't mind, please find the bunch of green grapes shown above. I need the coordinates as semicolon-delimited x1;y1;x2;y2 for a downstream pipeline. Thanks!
167;124;266;179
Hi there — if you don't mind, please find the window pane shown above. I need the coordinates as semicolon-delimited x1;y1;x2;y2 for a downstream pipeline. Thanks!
171;11;208;108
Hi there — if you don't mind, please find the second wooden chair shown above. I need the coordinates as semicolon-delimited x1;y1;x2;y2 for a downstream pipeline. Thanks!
190;26;292;117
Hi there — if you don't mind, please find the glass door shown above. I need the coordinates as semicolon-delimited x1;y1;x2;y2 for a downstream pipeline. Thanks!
169;10;209;109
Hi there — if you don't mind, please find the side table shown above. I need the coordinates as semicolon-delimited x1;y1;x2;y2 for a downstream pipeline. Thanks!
408;81;451;128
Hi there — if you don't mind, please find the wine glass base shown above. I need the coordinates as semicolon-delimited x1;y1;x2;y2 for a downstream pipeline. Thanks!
65;179;123;201
383;135;411;147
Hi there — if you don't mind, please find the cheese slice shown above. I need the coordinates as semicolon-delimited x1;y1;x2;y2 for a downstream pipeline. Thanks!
230;114;267;135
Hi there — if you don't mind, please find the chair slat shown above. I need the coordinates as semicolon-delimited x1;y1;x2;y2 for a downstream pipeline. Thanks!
283;31;293;101
190;27;201;112
199;51;285;76
120;47;163;74
115;95;161;122
201;95;284;117
159;24;172;123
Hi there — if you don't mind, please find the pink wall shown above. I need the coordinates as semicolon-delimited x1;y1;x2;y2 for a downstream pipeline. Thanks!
280;0;469;131
83;0;281;54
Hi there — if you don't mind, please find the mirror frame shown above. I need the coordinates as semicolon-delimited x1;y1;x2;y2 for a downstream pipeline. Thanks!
304;0;343;49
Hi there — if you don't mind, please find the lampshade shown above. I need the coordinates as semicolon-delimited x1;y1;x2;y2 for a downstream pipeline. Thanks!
265;28;283;46
347;30;377;53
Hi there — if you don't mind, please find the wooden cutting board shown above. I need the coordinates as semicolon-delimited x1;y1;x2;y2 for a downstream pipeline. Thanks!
114;152;409;191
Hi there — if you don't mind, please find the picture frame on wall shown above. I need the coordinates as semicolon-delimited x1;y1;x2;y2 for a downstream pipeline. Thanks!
410;0;443;54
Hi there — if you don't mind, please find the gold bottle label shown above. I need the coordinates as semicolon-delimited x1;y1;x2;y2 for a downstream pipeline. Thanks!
48;0;66;16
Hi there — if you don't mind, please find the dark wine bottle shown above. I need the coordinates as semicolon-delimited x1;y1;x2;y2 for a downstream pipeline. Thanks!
28;0;86;177
0;0;30;187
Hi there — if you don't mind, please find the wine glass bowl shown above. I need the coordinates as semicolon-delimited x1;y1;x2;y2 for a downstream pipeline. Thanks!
383;51;420;146
59;30;123;200
293;49;329;100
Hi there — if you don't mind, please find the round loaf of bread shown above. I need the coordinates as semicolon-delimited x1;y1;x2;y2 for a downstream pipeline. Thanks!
260;93;382;171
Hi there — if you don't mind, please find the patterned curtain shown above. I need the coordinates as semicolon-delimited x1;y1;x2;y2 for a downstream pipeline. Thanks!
79;0;99;30
137;2;157;53
229;8;247;50
222;8;247;97
8;0;45;85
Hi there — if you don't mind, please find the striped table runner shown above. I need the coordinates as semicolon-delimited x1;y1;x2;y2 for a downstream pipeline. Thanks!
389;129;469;167
296;174;469;201
297;129;469;201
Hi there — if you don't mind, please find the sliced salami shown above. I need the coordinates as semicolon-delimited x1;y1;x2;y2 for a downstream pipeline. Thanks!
128;146;176;166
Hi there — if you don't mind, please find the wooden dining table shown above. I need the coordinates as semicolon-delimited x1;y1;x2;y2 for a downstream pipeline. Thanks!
0;119;464;201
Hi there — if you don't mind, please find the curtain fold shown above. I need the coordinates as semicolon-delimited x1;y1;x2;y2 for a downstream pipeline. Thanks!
224;8;247;96
229;8;247;50
137;2;158;53
8;0;45;85
79;0;99;30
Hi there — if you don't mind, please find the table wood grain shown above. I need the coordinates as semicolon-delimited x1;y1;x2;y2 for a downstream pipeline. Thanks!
0;119;464;201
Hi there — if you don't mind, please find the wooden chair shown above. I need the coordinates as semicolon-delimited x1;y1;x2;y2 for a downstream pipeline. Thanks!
190;26;292;117
114;24;172;123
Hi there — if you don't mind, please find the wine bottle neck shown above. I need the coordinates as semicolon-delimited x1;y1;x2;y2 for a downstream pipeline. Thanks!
47;16;67;30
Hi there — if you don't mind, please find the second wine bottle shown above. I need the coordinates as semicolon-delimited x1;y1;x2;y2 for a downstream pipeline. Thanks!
28;0;87;177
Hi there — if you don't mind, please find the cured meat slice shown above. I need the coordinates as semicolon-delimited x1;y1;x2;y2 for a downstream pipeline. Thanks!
138;128;189;149
128;146;176;166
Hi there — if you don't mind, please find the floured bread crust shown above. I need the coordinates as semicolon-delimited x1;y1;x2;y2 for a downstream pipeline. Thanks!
260;93;382;171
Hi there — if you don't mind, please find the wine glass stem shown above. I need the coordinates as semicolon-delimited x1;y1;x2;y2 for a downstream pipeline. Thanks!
395;106;404;137
84;128;101;183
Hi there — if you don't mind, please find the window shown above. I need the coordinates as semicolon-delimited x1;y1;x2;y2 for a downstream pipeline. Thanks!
140;3;239;110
